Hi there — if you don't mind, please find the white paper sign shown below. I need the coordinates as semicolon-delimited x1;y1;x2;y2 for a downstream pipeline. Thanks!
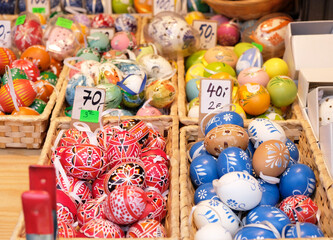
153;0;175;15
26;0;50;15
193;20;218;50
90;28;115;40
0;21;11;48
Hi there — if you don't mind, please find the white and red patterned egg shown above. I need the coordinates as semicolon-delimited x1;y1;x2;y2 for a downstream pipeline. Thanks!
68;60;101;81
77;199;106;227
120;119;149;147
145;127;166;150
92;173;107;198
142;147;169;166
59;144;108;180
58;128;90;147
106;131;142;167
141;190;167;222
126;219;166;238
103;161;146;195
91;14;114;28
144;161;169;194
58;221;77;238
103;185;148;225
80;219;124;238
10;59;40;82
56;189;77;224
14;19;43;52
97;124;120;149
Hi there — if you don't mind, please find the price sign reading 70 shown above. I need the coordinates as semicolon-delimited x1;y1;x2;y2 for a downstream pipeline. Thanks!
193;20;218;50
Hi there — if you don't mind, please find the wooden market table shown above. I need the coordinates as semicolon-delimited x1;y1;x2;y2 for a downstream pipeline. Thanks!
0;149;41;240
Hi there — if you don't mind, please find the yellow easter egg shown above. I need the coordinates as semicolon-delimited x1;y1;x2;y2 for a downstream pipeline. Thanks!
185;63;205;83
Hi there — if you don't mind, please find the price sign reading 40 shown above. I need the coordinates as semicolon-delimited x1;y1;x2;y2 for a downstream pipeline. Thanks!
26;0;50;15
0;21;11;48
153;0;175;15
193;20;218;50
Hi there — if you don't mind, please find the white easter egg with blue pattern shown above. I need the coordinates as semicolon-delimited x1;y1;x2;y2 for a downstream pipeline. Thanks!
66;73;95;106
236;47;263;75
195;223;232;240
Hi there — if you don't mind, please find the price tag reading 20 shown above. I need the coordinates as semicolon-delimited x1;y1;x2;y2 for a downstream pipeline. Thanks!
193;20;218;50
200;78;232;114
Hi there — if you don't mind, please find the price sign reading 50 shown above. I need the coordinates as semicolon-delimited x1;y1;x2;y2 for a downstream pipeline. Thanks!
0;21;11;48
193;20;218;50
153;0;175;15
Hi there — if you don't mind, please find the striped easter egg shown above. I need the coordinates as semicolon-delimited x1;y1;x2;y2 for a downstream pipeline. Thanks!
0;47;17;75
0;79;37;113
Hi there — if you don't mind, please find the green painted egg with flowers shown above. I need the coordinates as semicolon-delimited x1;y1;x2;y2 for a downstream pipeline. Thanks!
1;68;28;86
40;71;57;86
29;98;47;114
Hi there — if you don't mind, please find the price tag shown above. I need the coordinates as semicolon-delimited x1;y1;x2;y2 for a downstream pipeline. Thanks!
15;15;26;26
71;86;106;130
0;21;11;48
193;20;218;50
153;0;175;15
56;17;73;29
26;0;50;15
90;28;115;40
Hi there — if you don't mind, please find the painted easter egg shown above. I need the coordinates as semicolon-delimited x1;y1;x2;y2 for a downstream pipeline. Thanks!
49;57;63;77
0;48;17;75
21;45;51;71
80;219;124;238
120;119;149;147
1;68;28;86
138;54;174;80
205;111;244;135
144;79;176;108
185;63;205;82
68;60;100;81
66;73;95;106
217;22;240;46
203;46;238;68
96;83;122;109
141;190;167;222
284;223;324;238
97;62;122;85
96;124;120;149
234;223;279;240
126;219;166;238
190;154;218;188
136;105;162;117
115;14;137;33
194;182;220;204
40;71;58;86
88;32;111;53
58;221;77;238
29;99;47;114
111;32;137;51
203;62;236;78
77;199;106;227
10;59;40;82
236;48;263;75
134;0;152;13
267;75;297;107
141;147;169;166
144;160;169;194
11;107;39;115
92;173;107;198
237;67;269;87
34;80;54;103
56;189;77;224
258;179;280;206
285;138;299;167
91;14;114;28
13;18;43;52
76;47;101;62
145;127;166;150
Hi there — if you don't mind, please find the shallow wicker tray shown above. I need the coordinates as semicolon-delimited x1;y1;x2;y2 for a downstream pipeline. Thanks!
12;115;180;240
180;121;333;240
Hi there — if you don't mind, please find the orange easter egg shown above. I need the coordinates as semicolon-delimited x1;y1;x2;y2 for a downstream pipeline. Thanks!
11;107;40;115
21;45;51;71
134;0;152;13
49;58;63;77
0;111;5;115
35;80;54;103
0;47;17;75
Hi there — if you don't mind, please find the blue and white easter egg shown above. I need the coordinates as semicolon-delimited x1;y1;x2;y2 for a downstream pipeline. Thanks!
248;118;286;148
234;223;279;240
205;111;244;135
213;171;262;211
66;73;95;106
279;164;316;199
112;60;145;78
246;205;291;233
195;223;232;240
216;147;252;177
193;199;241;235
194;182;220;204
246;139;255;159
186;78;200;102
285;138;299;167
284;223;324;238
190;155;218;188
258;179;280;206
86;0;104;13
115;14;138;33
236;47;263;75
189;141;210;160
105;109;134;117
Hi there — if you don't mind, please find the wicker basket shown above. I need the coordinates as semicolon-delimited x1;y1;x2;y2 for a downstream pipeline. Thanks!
203;0;293;20
12;115;179;240
0;65;69;149
180;122;333;240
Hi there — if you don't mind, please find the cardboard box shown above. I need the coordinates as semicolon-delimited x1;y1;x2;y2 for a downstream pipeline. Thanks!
320;123;333;178
283;21;333;79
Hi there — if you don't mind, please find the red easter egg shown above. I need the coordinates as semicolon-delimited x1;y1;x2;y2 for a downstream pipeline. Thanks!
120;119;149;147
14;19;43;52
77;199;106;227
56;189;77;224
91;14;114;28
279;195;318;224
34;80;54;103
103;161;146;195
0;79;37;113
58;128;90;147
103;185;148;225
92;173;107;198
11;107;39;115
58;221;77;238
144;161;169;194
10;59;40;82
21;45;51;71
59;144;108;180
49;57;63;77
145;127;166;150
141;191;167;222
217;22;240;46
80;219;124;238
96;124;120;149
142;147;169;166
126;219;166;238
0;47;17;75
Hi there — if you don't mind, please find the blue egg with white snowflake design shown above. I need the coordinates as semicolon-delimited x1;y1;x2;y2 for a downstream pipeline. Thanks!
193;199;241;236
217;147;252;177
285;138;299;167
234;223;279;240
86;0;104;13
205;111;244;135
246;205;290;234
115;14;137;33
194;183;220;204
236;47;263;75
258;179;280;206
66;73;95;106
279;164;316;199
284;223;324;238
248;118;286;148
190;155;218;188
186;78;200;102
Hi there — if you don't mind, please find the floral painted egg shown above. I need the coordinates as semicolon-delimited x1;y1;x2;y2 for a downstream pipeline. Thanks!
35;80;54;103
80;219;124;238
92;173;107;198
193;199;241;235
13;17;43;52
49;57;63;77
203;46;238;68
145;127;166;150
284;223;324;238
87;32;111;53
279;195;318;224
120;75;146;108
194;182;220;204
238;83;270;116
120;119;149;147
96;124;120;149
141;191;167;222
279;164;316;199
66;73;95;106
91;14;114;28
103;161;146;195
258;179;280;206
285;138;299;167
103;185;148;225
126;219;166;238
40;71;58;86
246;205;291;233
56;189;77;224
204;124;249;157
144;79;176;108
213;171;262;211
68;60;100;81
21;45;51;71
106;131;142;165
115;14;137;33
11;107;39;115
190;154;218;188
144;161;169;194
111;31;137;51
10;59;40;82
58;128;91;147
0;79;37;113
136;105;162;116
0;48;17;75
234;223;280;240
205;111;244;135
238;67;269;87
96;83;122;109
97;62;122;85
58;221;77;238
76;47;101;62
1;68;28;86
236;48;263;75
59;144;108;180
29;98;47;114
141;147;169;166
77;199;106;227
248;118;287;147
